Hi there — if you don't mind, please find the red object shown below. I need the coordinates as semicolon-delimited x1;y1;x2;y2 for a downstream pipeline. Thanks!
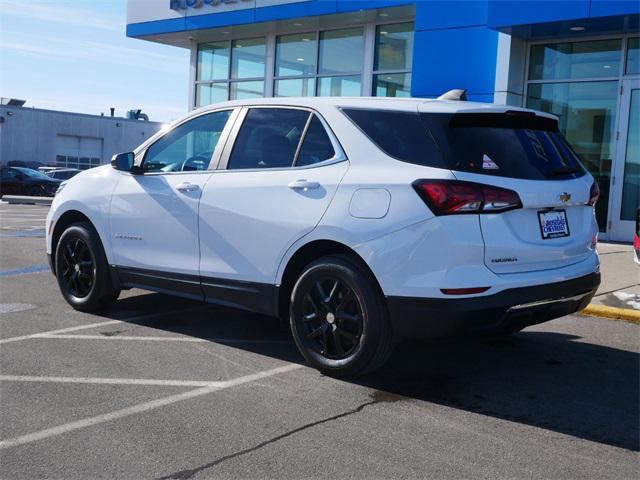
413;180;522;215
441;287;491;295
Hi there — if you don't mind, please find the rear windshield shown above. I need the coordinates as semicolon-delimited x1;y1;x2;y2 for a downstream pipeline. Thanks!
342;109;586;180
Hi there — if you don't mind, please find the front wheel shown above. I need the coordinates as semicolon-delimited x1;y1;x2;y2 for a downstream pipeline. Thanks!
55;222;120;312
289;255;394;378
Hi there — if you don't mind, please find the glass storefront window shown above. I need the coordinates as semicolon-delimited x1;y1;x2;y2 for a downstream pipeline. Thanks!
275;78;316;97
231;37;266;79
374;73;411;97
317;76;361;96
527;81;619;230
529;39;622;80
276;33;317;77
230;80;264;100
198;42;230;81
196;83;228;107
319;28;363;75
626;37;639;75
621;88;639;221
375;22;413;71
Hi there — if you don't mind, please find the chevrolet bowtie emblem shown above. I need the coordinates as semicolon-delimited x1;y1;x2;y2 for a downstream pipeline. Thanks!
559;192;571;203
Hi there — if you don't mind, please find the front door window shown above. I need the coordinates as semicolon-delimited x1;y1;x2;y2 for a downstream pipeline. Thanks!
142;110;232;173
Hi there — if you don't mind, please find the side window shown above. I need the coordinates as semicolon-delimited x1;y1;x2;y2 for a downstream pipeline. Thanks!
2;168;17;179
295;115;336;166
227;108;310;170
143;110;232;173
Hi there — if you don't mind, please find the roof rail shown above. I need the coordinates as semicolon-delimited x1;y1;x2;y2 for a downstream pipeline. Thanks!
437;89;468;101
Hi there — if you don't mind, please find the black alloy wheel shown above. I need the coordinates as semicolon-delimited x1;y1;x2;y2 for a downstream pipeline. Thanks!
55;222;120;312
290;254;394;377
301;277;364;359
59;236;95;299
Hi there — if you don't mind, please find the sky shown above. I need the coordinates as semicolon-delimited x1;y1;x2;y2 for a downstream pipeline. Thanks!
0;0;190;123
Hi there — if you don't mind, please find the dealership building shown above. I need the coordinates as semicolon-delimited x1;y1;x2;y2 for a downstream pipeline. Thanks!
126;0;639;242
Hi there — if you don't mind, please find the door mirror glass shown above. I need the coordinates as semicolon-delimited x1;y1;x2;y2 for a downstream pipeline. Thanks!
111;152;135;172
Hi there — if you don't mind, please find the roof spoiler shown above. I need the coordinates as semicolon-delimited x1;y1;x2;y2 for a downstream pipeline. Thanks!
437;89;468;101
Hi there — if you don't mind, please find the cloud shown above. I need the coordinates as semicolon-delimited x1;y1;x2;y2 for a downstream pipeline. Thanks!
0;0;123;32
0;33;188;73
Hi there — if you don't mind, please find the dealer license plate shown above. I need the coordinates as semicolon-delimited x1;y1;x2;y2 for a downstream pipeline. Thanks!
538;209;570;239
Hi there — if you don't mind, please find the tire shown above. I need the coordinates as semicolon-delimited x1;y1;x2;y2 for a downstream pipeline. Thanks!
289;254;394;378
55;222;120;312
28;185;41;197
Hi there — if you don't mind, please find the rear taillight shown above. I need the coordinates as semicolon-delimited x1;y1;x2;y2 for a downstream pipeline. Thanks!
413;180;522;215
587;181;600;207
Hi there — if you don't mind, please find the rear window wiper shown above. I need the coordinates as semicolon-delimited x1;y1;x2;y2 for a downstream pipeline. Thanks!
546;166;582;177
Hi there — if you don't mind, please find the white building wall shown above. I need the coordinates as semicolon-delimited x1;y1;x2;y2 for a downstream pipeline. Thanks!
0;107;163;167
493;32;528;106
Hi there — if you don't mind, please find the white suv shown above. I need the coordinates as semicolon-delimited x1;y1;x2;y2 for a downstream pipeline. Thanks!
46;97;601;377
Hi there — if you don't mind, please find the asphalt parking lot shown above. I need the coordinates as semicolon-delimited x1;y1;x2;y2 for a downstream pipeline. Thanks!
0;202;638;479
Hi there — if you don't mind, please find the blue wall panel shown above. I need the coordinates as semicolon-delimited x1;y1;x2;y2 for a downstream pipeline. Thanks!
411;26;499;99
590;0;640;18
488;0;590;28
254;0;337;23
185;8;255;30
335;0;413;13
415;0;488;31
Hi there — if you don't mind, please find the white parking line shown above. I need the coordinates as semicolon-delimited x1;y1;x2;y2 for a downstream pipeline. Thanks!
39;334;291;345
0;364;302;449
0;375;216;387
0;307;204;345
0;320;123;344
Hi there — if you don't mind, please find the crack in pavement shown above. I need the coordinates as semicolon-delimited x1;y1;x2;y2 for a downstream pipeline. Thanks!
157;394;401;480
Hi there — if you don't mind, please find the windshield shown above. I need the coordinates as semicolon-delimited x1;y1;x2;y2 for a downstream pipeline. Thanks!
14;167;54;179
342;109;586;180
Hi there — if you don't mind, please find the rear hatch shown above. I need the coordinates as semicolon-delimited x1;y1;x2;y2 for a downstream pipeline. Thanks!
419;108;597;274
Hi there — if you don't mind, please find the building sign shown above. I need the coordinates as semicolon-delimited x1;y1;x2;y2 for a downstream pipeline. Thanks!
170;0;251;10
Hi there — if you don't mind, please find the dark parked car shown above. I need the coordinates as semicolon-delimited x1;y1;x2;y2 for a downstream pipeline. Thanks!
46;168;81;180
0;167;62;197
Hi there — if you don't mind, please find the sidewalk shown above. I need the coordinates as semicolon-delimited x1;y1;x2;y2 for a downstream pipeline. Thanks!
582;242;640;322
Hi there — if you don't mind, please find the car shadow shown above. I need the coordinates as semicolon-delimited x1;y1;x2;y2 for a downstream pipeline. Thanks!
98;291;639;452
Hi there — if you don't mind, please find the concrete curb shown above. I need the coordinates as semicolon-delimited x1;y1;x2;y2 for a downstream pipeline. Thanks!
580;304;640;324
1;195;53;206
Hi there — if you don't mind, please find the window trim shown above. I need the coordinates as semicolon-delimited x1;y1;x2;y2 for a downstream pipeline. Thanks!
217;105;347;172
135;107;241;176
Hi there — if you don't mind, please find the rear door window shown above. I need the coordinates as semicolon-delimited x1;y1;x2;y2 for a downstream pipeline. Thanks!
228;108;310;170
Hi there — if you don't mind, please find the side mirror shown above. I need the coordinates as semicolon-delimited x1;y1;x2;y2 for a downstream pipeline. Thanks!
111;152;136;172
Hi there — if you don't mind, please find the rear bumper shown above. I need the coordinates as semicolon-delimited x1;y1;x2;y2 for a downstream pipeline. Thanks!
386;272;600;339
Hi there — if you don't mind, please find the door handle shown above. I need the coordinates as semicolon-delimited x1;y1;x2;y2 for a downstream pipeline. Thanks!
176;182;200;193
288;179;320;191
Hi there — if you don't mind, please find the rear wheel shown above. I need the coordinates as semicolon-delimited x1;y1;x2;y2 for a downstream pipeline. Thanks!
55;222;120;312
289;255;393;377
